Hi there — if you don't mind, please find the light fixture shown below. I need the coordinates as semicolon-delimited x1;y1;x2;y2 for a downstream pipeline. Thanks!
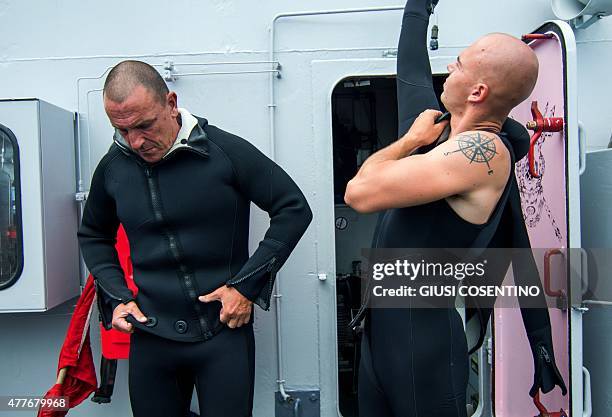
551;0;612;29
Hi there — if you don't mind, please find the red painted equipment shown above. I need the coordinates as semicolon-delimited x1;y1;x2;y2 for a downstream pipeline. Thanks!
522;33;555;41
533;392;568;417
526;101;564;178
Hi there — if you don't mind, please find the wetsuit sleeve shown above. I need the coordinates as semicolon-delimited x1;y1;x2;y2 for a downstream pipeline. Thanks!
508;182;567;397
78;152;134;328
397;0;440;137
223;135;313;310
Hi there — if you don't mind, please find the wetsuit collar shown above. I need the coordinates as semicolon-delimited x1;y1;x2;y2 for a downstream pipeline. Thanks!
162;108;199;158
112;111;210;161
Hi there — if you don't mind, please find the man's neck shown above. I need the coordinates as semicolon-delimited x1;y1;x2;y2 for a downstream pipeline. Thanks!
170;113;182;141
449;110;504;137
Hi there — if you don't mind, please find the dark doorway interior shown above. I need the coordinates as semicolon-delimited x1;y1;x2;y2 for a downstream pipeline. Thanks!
333;74;472;417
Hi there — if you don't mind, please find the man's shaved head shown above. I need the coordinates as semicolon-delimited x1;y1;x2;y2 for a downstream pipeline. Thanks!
471;33;539;115
442;32;539;122
103;60;169;104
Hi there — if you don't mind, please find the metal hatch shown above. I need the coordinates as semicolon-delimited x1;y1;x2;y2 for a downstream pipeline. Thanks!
490;20;582;417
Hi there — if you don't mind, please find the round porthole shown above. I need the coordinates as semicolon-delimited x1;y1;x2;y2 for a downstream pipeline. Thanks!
0;123;23;291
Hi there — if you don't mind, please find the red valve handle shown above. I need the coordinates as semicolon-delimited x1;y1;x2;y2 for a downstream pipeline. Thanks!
526;101;564;178
522;33;555;41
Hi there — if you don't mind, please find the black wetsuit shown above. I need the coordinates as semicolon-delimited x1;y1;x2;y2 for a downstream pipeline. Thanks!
357;4;486;416
357;2;566;416
79;114;312;417
360;204;481;417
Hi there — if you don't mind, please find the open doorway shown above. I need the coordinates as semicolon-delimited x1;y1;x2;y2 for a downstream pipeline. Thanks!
331;74;484;416
332;76;397;417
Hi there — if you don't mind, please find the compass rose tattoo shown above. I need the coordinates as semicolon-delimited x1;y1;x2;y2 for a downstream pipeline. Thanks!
443;132;498;175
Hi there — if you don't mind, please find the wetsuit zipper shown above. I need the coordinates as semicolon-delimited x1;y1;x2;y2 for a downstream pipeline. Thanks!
144;166;210;337
95;279;128;303
539;345;552;363
349;211;391;330
94;279;132;329
227;257;277;286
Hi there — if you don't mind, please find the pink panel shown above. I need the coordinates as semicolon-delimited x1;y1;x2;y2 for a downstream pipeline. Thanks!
494;30;571;417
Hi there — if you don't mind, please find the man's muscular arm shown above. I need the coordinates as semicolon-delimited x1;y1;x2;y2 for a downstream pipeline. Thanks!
345;112;509;214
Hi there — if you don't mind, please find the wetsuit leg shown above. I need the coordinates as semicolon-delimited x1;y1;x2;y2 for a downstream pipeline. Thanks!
192;324;255;417
128;326;255;417
397;0;441;137
369;308;468;417
128;330;193;417
357;328;393;417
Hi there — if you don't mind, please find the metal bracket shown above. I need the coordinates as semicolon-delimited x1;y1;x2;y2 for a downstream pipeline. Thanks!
571;13;606;30
572;305;589;314
275;62;283;79
308;272;328;281
163;60;177;83
275;390;320;417
75;191;89;202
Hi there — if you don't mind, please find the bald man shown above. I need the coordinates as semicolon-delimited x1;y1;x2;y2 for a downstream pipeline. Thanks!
78;60;312;417
344;1;554;416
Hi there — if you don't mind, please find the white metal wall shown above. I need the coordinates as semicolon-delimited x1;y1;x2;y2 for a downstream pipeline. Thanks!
0;1;610;416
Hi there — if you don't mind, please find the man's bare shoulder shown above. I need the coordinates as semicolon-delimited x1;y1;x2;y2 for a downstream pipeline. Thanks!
432;130;510;182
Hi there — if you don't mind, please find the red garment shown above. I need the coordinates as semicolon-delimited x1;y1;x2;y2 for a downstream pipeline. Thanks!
37;275;97;417
38;226;137;415
100;225;137;360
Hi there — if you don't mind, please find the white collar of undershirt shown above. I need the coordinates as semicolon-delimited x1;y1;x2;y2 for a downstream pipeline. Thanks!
163;108;198;158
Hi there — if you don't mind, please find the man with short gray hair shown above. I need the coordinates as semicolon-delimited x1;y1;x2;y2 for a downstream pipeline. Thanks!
78;60;312;417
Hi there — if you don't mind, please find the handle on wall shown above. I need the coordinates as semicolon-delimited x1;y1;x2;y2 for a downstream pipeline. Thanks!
578;121;586;176
583;366;592;417
580;248;589;296
544;248;565;298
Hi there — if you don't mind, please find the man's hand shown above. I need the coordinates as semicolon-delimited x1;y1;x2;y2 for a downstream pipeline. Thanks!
345;109;449;213
112;301;147;333
199;286;253;328
401;109;449;149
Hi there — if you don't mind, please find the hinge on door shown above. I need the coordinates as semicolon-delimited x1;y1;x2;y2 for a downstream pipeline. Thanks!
75;191;89;201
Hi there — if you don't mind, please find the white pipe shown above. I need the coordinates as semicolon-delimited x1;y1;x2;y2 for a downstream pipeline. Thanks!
278;45;468;54
173;69;280;77
268;5;404;403
2;50;269;64
171;60;279;66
